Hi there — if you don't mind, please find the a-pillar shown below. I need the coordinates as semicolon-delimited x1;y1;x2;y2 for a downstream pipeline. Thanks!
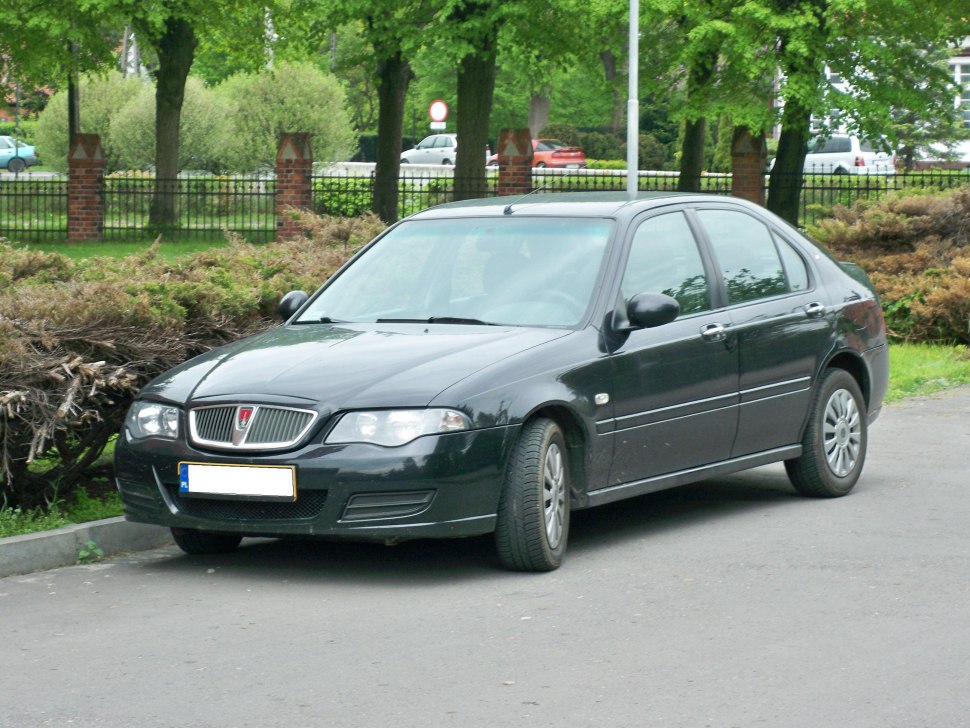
67;134;105;242
496;128;533;197
276;133;313;241
730;128;768;207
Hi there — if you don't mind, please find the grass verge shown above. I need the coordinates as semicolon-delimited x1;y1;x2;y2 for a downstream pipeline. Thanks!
1;342;969;538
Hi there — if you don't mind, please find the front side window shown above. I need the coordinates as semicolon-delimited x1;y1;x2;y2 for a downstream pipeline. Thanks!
621;212;710;316
696;210;788;304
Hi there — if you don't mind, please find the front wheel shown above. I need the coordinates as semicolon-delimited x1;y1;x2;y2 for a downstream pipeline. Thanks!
495;418;570;572
785;368;867;497
171;527;242;555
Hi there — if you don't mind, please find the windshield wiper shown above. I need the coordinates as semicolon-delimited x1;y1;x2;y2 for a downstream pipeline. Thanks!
376;316;495;326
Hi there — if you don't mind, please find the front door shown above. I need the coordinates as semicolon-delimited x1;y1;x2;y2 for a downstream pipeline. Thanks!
607;210;739;484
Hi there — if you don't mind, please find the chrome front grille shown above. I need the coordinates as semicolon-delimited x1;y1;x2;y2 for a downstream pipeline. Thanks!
189;404;317;451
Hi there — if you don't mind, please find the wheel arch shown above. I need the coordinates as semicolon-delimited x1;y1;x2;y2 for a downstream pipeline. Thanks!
824;350;871;408
523;404;589;503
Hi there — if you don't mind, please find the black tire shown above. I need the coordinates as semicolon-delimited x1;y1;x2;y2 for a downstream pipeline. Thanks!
495;418;570;572
8;157;26;174
785;368;867;497
534;162;547;168
171;527;242;555
441;159;452;166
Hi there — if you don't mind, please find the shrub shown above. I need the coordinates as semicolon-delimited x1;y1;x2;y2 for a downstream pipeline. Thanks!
34;72;145;174
0;213;385;509
811;187;970;343
108;77;234;172
215;61;358;171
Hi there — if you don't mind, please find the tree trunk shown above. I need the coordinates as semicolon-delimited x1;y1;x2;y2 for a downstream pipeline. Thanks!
678;117;707;191
767;98;812;224
372;48;411;224
454;32;498;201
150;17;197;229
677;53;716;192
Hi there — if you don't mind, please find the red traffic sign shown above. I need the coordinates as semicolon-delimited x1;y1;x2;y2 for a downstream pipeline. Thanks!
429;100;449;123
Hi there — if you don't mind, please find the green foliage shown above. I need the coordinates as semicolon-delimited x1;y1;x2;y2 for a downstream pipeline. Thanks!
77;539;105;563
216;61;358;171
0;120;38;144
34;72;145;174
108;77;234;172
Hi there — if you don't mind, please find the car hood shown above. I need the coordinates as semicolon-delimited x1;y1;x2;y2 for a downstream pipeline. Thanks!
140;323;570;411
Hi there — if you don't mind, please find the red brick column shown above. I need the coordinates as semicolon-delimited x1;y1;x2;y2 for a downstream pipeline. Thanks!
496;128;533;197
276;133;313;240
730;128;768;207
67;134;105;242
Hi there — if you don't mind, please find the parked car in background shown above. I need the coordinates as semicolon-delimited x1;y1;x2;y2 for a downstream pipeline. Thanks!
115;192;888;572
801;134;895;174
400;134;491;165
0;136;38;174
487;138;587;169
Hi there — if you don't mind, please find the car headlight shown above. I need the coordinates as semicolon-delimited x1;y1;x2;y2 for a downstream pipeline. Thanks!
125;401;180;440
326;409;471;447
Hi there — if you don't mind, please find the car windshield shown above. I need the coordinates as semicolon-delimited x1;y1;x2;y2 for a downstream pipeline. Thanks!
296;216;613;328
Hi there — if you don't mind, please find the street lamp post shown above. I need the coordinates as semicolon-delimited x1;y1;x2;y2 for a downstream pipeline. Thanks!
626;0;639;197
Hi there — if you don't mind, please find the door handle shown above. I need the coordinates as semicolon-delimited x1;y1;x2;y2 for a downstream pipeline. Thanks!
804;302;827;318
700;323;726;342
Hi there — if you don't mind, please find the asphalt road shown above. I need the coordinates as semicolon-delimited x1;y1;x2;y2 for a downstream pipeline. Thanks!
2;388;969;728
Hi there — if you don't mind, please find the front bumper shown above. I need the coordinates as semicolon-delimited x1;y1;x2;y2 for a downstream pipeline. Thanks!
115;425;515;541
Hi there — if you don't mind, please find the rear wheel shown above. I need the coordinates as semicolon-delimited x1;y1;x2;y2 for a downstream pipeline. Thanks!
171;528;242;555
534;161;547;168
8;157;26;174
495;418;570;572
785;368;867;497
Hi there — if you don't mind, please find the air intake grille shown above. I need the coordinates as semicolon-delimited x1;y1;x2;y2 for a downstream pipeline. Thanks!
166;485;327;521
189;404;317;451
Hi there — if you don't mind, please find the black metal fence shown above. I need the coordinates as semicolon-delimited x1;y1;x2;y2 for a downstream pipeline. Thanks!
102;175;277;242
1;167;968;243
0;177;68;240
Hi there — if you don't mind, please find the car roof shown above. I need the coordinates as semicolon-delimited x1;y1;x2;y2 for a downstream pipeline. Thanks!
408;191;726;219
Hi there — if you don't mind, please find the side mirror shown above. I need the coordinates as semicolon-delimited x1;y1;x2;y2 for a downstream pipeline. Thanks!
278;290;309;321
626;292;680;329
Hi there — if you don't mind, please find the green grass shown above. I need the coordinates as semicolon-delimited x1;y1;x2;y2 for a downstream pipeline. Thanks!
1;342;968;539
0;487;122;539
885;342;970;403
15;233;276;261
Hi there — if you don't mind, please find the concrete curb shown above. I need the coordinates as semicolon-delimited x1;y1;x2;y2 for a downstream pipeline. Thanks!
0;517;173;578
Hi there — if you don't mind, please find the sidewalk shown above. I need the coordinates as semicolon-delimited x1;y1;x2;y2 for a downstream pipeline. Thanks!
0;517;172;578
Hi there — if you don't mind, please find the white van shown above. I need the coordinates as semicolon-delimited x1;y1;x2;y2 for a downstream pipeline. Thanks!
803;135;896;175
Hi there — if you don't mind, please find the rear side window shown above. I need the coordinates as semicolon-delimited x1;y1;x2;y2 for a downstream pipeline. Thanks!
622;212;710;315
696;210;788;304
775;237;810;292
813;136;851;154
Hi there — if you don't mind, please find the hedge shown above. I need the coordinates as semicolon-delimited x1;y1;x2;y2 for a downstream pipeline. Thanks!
0;212;384;509
810;187;970;345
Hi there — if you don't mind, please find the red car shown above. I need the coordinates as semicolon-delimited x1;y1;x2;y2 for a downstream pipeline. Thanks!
487;138;587;168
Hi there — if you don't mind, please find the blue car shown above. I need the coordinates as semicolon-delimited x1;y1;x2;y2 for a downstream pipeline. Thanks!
0;135;39;173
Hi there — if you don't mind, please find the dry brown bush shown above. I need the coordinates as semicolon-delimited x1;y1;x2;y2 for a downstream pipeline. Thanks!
0;212;384;508
811;187;970;344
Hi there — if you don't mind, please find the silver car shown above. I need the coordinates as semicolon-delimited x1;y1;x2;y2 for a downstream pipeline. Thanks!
400;134;458;165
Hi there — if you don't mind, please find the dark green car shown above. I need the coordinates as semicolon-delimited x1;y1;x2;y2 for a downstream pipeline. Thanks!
115;192;888;571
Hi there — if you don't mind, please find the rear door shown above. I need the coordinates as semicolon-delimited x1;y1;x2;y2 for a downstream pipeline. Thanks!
691;207;832;457
606;210;739;484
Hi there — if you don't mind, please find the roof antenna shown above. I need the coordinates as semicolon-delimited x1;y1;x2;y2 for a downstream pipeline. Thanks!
503;183;550;215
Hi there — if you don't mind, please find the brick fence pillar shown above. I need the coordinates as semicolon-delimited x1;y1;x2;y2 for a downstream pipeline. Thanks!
67;134;105;242
730;127;768;207
276;133;313;241
496;128;533;197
